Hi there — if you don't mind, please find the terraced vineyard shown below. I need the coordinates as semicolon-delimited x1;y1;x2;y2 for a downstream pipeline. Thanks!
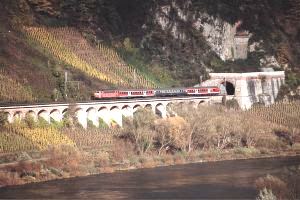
63;128;117;149
0;125;119;154
0;131;38;153
0;125;75;153
0;72;35;102
248;101;300;130
24;27;158;89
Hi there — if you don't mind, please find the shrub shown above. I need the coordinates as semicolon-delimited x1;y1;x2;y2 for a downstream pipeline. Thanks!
225;99;240;110
0;111;8;127
257;188;277;200
45;145;81;174
0;171;24;187
110;140;135;162
93;151;110;168
121;108;156;155
255;174;289;200
155;116;191;154
24;116;36;129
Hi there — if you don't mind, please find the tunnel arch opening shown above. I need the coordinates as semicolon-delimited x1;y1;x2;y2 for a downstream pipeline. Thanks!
221;81;235;95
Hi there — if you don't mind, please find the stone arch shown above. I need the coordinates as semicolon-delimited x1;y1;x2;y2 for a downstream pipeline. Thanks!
4;112;12;123
166;102;176;117
110;106;119;111
145;104;153;110
38;110;49;122
25;110;36;120
75;108;87;128
221;81;235;95
62;108;68;117
50;109;62;122
110;106;122;127
133;104;142;113
166;102;174;111
86;107;96;113
98;106;108;113
155;103;166;118
13;111;23;121
189;101;197;108
198;100;206;107
86;107;98;127
122;105;132;118
176;101;184;108
98;107;110;126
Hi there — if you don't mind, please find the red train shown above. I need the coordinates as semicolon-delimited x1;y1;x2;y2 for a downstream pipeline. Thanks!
92;86;220;99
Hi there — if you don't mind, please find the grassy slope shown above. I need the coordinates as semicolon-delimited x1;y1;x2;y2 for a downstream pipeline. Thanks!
0;2;116;103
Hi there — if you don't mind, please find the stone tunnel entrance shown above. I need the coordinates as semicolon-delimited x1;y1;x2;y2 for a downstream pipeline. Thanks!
222;81;235;95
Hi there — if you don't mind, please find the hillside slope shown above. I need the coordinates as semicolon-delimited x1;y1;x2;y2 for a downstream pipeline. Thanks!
0;0;299;102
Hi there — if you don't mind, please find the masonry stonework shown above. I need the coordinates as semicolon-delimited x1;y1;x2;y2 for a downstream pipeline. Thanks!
1;97;213;128
201;71;285;109
234;35;250;60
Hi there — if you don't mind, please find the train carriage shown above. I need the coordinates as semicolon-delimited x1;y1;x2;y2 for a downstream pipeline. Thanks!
118;89;155;98
155;88;186;97
185;86;220;96
92;90;119;99
92;86;220;100
92;89;155;99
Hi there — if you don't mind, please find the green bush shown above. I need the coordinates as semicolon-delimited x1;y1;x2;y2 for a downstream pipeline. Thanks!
225;99;240;110
0;111;8;127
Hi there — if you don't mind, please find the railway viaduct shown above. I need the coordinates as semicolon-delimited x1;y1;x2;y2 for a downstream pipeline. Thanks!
0;96;221;128
0;71;285;128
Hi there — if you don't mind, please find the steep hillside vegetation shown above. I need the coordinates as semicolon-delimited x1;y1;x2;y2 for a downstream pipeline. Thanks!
24;27;157;88
0;0;299;102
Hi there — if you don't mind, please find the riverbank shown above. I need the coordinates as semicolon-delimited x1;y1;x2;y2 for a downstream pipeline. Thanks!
1;144;300;188
1;103;300;188
1;154;300;199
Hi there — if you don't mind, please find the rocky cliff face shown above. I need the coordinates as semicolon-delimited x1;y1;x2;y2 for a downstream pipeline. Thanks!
152;0;248;61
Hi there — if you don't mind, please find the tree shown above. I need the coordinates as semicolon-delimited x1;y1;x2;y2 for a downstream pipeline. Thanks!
63;103;79;128
122;108;156;155
0;111;8;127
155;117;188;155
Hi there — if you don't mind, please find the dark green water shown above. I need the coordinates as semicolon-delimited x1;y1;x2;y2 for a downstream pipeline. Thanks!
0;156;299;199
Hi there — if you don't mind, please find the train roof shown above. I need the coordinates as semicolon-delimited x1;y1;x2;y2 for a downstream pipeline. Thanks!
96;86;219;92
155;86;219;90
97;89;154;92
187;86;219;88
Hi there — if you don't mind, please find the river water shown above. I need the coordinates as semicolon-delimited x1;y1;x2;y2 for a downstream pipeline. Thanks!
0;156;299;199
